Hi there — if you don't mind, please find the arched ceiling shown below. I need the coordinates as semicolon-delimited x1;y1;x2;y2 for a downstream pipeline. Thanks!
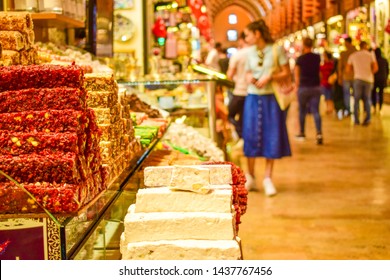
203;0;279;22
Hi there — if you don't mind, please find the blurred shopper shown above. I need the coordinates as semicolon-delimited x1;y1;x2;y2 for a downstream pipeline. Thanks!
226;31;251;143
338;37;356;117
242;20;291;196
294;37;323;145
371;47;389;115
205;41;223;72
320;51;335;114
331;59;346;120
347;41;378;126
218;48;230;74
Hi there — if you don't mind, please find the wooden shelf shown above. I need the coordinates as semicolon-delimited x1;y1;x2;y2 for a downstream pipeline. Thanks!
31;13;85;29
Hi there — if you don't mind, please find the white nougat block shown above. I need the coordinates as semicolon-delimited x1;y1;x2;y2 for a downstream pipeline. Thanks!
143;165;233;187
170;166;210;193
206;164;233;185
143;166;173;187
135;187;233;213
120;236;241;260
123;204;236;243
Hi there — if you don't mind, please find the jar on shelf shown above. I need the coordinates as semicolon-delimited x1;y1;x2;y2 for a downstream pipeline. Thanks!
13;0;39;12
38;0;63;14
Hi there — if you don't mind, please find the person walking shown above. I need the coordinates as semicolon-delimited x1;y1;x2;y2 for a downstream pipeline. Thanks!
205;41;223;72
347;41;378;125
242;19;292;196
294;37;323;145
320;51;335;114
371;47;389;115
338;37;356;118
226;31;251;143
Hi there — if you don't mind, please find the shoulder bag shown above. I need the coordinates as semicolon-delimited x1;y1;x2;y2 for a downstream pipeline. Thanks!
271;45;295;111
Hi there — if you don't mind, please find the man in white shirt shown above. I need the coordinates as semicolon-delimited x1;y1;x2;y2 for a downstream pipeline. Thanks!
347;41;378;125
226;32;252;140
205;42;222;72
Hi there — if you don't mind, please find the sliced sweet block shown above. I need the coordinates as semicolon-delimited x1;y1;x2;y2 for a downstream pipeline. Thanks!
143;166;174;188
0;109;88;134
24;29;35;46
135;186;232;213
99;141;113;163
0;64;84;91
98;121;123;141
0;12;34;32
123;204;236;243
0;87;86;113
92;105;121;125
120;238;241;260
0;131;80;156
0;31;26;51
19;47;37;65
0;181;88;214
1;50;20;65
0;152;82;184
143;165;233;187
84;72;117;92
170;166;211;193
87;90;118;108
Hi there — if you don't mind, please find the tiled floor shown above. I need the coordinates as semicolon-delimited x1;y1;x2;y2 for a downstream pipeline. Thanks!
237;100;390;260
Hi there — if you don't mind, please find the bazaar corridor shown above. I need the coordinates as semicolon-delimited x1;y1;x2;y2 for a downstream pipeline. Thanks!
239;102;390;260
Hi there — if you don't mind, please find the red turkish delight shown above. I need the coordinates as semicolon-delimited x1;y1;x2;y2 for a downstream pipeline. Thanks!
0;109;88;134
0;87;86;113
0;131;80;156
0;64;84;91
0;152;82;184
0;181;88;214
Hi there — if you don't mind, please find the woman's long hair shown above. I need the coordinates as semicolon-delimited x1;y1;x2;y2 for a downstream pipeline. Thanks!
246;19;274;44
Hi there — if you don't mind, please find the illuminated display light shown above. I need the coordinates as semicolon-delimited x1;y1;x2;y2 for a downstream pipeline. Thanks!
157;37;166;46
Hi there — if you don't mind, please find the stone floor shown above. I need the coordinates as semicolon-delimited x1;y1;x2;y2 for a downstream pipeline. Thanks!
237;100;390;260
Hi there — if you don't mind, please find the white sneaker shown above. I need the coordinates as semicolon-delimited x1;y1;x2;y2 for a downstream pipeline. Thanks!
263;178;277;197
245;173;256;191
337;110;343;120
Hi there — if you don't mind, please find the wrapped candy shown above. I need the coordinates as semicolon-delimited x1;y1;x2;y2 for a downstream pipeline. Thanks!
0;64;84;91
0;87;86;113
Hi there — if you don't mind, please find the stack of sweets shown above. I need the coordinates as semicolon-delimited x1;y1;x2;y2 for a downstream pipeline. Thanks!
120;164;243;260
84;73;141;184
0;64;107;214
0;12;37;65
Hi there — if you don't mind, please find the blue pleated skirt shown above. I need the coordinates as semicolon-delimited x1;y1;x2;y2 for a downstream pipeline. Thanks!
242;93;291;158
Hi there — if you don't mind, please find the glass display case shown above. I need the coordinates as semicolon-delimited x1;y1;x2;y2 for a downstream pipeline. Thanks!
118;74;218;142
0;139;160;260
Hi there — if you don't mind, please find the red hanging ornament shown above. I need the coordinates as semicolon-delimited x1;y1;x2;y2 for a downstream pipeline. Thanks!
152;17;167;38
386;19;390;34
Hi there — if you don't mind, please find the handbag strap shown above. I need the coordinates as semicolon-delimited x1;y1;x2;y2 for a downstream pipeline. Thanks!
272;44;280;72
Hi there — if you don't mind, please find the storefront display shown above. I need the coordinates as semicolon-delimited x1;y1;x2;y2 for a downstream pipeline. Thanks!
346;6;372;47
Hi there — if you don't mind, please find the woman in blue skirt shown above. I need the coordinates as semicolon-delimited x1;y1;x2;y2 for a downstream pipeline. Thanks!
242;20;292;196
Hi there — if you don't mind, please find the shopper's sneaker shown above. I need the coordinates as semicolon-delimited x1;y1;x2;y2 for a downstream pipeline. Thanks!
263;178;277;197
337;110;343;120
316;134;323;145
295;134;306;141
245;173;257;191
344;110;350;117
